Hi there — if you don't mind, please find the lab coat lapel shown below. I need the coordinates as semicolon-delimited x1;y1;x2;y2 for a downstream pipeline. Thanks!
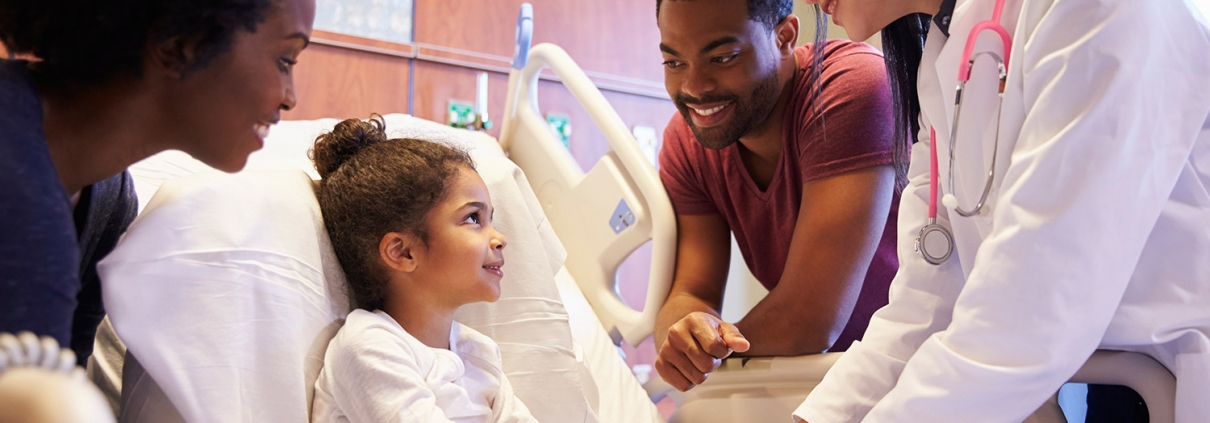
922;0;1023;276
924;0;984;217
917;23;946;146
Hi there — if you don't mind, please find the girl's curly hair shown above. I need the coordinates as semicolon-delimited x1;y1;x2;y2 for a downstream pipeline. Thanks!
312;115;475;311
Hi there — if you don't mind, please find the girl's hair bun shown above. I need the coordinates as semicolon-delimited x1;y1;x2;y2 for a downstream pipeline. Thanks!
311;114;389;179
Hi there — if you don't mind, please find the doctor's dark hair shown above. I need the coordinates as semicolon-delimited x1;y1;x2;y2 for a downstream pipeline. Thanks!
0;0;274;84
655;0;794;31
880;14;931;189
312;115;475;311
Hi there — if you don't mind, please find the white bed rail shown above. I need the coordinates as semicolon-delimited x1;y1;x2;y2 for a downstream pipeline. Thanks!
498;6;675;347
664;350;1175;423
1069;350;1176;423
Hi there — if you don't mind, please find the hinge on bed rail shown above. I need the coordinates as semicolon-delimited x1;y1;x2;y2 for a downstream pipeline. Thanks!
608;327;624;346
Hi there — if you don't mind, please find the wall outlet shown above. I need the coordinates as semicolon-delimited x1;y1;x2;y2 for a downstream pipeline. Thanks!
632;125;658;167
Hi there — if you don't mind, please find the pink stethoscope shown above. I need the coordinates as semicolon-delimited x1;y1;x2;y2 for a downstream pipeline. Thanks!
915;0;1013;265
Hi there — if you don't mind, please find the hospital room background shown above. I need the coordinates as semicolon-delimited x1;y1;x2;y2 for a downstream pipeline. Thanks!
186;0;863;416
216;3;859;414
7;0;861;417
0;0;896;421
3;0;1186;421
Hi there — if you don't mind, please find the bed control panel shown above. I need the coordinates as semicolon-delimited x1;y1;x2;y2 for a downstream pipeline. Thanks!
499;4;675;347
610;199;636;234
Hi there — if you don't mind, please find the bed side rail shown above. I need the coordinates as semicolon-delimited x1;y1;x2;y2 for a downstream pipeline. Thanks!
499;14;675;347
662;350;1175;423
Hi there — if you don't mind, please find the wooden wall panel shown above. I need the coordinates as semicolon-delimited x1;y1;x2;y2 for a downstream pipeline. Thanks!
555;85;675;170
414;0;666;86
282;43;412;121
410;60;509;135
411;60;676;171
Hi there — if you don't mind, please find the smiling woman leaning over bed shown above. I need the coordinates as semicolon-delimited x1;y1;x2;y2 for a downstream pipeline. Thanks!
0;0;315;372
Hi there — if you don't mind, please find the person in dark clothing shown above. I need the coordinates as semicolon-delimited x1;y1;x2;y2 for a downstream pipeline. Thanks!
69;172;138;365
0;0;316;364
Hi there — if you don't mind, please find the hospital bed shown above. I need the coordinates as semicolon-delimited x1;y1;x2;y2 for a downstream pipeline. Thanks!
92;5;670;421
0;5;1178;423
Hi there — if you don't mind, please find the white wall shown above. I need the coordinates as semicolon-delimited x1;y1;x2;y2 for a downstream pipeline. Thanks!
793;1;882;50
720;236;768;322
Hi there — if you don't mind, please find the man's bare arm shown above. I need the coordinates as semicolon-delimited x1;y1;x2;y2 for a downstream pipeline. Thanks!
735;165;896;356
653;212;744;390
654;213;732;349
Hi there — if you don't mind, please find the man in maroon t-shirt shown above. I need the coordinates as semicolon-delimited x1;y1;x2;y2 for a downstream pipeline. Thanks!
653;0;899;392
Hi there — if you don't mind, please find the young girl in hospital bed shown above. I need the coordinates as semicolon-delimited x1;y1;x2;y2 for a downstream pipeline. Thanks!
308;116;538;423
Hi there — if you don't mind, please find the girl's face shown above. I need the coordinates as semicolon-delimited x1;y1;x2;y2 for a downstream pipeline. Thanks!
165;0;315;172
414;168;508;308
804;0;922;42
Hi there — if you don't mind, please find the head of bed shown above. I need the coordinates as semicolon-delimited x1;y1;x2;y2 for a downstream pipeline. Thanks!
103;114;604;423
103;15;679;421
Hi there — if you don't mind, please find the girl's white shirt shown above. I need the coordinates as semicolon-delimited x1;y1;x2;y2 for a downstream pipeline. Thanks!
796;0;1210;421
313;309;538;423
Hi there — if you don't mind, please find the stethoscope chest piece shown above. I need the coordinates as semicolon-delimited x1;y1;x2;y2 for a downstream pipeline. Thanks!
916;221;954;265
916;0;1014;266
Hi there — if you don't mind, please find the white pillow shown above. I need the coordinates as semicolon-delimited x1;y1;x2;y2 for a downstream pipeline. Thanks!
128;113;505;213
101;170;348;423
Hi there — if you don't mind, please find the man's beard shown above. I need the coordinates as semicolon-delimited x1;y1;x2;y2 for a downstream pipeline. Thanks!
675;71;782;150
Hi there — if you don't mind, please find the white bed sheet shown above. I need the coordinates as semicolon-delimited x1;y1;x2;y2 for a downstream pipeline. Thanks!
556;267;664;423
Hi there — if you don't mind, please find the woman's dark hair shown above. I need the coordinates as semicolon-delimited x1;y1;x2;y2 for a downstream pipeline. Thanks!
802;5;828;141
312;115;475;311
0;0;274;84
805;10;926;191
880;14;930;190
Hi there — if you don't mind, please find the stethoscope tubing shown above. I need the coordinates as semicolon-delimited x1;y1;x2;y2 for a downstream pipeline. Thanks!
917;0;1013;265
918;128;954;265
945;54;1006;218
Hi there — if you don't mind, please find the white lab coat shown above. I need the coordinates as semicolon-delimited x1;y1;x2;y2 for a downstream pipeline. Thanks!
795;0;1210;421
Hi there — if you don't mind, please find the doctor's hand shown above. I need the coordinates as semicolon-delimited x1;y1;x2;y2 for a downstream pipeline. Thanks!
654;311;750;391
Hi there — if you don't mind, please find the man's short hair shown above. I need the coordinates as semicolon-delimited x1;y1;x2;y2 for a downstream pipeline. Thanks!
656;0;794;31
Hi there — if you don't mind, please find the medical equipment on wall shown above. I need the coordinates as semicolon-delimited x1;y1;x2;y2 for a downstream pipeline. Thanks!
915;0;1011;265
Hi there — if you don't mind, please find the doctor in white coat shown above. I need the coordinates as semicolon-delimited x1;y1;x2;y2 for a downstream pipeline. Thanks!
790;0;1210;421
